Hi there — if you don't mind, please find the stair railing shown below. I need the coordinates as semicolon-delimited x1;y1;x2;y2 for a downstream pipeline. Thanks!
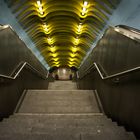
0;61;48;82
78;62;140;82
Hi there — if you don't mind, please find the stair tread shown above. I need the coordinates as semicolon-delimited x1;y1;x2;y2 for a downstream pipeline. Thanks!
0;132;136;140
18;90;100;114
82;132;136;140
0;126;129;134
22;90;95;93
0;129;135;140
48;81;77;90
0;133;79;140
2;117;115;127
0;117;130;136
0;89;136;140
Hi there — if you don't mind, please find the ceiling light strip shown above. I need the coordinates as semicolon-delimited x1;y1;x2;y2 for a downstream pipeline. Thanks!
37;0;44;15
81;1;88;16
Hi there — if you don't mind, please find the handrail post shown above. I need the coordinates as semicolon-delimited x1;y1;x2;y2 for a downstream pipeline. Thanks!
76;71;79;79
46;72;49;79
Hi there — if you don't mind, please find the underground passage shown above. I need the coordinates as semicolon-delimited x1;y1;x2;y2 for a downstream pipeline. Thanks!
0;0;140;139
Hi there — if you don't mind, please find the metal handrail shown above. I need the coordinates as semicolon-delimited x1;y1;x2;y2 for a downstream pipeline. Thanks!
0;61;48;80
78;62;97;79
78;63;95;78
116;25;140;35
79;62;140;80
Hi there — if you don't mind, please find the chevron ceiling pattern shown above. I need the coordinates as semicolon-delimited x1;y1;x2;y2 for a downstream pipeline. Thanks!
5;0;120;69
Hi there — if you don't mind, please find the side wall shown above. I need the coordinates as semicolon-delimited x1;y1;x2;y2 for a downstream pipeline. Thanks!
0;26;49;119
0;26;47;75
78;27;140;138
79;27;140;75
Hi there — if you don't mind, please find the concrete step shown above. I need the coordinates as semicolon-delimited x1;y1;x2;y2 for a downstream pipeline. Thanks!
18;90;100;114
0;133;79;140
0;125;135;140
0;124;128;135
10;113;104;119
19;106;99;114
23;90;95;95
2;115;114;127
82;132;136;140
48;81;77;90
0;115;131;139
0;88;136;140
0;132;136;140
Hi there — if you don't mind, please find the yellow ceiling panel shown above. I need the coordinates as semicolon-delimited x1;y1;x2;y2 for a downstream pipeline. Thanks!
6;0;120;68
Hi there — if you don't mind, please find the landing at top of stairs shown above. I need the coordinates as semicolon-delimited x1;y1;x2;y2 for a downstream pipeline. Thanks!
18;90;101;114
48;81;77;90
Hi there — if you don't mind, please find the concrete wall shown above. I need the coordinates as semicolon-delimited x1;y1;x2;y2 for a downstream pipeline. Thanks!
0;26;48;75
79;27;140;75
0;26;49;119
78;27;140;138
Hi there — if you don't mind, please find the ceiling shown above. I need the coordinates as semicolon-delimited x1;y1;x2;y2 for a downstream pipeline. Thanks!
5;0;120;69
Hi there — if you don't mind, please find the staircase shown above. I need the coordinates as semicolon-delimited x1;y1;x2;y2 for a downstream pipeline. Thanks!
0;81;136;140
48;81;77;90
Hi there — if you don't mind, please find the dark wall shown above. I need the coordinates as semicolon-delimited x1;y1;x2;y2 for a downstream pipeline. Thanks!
78;26;140;138
79;27;140;76
0;25;49;119
0;26;47;75
0;67;49;119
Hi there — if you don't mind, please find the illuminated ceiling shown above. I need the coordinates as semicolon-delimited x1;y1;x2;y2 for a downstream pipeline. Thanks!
5;0;120;68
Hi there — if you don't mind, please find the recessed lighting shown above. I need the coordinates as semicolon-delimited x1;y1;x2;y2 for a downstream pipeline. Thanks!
84;1;88;7
81;12;85;16
82;7;87;12
37;0;41;6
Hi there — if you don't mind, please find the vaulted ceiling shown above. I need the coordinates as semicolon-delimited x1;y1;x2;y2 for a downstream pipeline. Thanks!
5;0;120;69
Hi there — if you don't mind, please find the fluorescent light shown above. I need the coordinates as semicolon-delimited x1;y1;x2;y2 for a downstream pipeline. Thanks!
40;11;44;15
44;28;48;32
82;7;86;12
37;0;41;6
81;12;85;16
81;1;88;16
37;1;43;15
39;7;43;11
78;24;82;33
78;24;82;29
75;38;79;45
78;29;81;33
39;7;43;14
43;24;48;32
48;38;51;42
84;1;88;6
48;37;53;45
43;23;47;28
